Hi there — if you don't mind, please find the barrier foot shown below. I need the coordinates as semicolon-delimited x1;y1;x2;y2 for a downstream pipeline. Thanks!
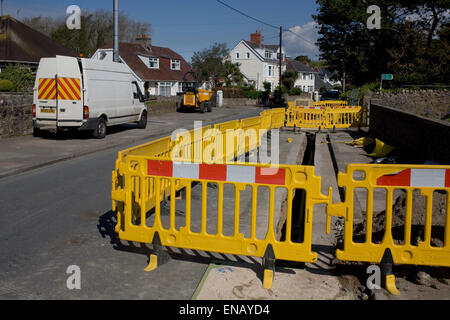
144;232;170;272
380;248;401;296
385;274;401;296
262;244;275;290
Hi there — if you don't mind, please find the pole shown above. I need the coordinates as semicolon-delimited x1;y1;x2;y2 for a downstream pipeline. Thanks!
113;0;120;62
1;0;3;16
279;26;282;90
278;26;282;105
380;76;383;90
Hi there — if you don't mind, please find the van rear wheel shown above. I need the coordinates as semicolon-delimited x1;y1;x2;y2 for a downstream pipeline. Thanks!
93;117;107;139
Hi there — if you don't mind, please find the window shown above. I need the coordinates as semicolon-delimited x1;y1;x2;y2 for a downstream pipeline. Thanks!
149;57;159;69
308;86;314;92
99;51;107;60
310;73;314;80
267;65;274;77
246;52;250;59
159;82;171;97
171;59;180;70
265;50;272;59
236;52;240;59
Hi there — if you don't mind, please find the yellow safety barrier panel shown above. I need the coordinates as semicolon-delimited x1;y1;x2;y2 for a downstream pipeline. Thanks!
112;156;330;289
285;106;363;130
326;164;450;295
270;108;286;129
327;106;362;129
314;100;348;108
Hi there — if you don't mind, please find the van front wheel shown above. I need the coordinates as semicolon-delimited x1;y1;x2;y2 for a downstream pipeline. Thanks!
137;111;147;129
93;118;107;139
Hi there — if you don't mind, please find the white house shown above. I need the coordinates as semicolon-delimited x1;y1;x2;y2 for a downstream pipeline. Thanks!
91;35;196;97
228;31;286;91
286;60;317;93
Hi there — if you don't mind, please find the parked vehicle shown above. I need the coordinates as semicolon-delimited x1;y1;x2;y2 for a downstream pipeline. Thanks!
320;90;341;101
33;55;147;138
178;71;212;113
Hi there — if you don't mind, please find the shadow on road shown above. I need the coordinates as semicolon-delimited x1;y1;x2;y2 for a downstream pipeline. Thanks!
97;210;295;282
34;124;140;141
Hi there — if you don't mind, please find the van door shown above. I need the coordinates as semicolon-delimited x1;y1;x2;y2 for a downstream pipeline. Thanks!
55;56;83;126
36;58;58;125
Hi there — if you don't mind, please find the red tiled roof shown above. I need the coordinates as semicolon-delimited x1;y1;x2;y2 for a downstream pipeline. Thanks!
0;15;77;63
101;42;194;82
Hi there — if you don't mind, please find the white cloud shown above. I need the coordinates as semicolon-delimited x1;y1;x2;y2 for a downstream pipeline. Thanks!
283;21;320;60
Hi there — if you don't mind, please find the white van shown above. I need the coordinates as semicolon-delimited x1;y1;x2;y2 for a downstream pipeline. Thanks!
33;55;147;138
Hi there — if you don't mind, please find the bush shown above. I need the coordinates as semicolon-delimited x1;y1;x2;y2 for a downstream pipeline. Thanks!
289;87;303;96
244;89;262;100
0;79;14;92
0;64;35;92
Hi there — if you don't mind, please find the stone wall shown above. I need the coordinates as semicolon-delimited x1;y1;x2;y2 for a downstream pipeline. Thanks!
365;89;450;121
0;93;33;138
370;103;450;164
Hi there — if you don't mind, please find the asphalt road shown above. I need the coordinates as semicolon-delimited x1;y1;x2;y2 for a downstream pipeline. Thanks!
0;107;262;299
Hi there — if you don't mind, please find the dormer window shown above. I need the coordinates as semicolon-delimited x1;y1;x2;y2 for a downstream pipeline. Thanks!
149;57;159;69
265;50;272;59
171;59;181;70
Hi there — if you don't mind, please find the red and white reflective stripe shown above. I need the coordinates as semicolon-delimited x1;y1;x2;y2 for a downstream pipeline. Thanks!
299;106;326;110
376;168;450;188
147;160;286;185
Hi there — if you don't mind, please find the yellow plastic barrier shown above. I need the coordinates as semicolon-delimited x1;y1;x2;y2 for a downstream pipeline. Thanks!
314;100;348;108
286;106;363;130
326;164;450;294
270;108;286;129
327;106;362;129
113;157;329;289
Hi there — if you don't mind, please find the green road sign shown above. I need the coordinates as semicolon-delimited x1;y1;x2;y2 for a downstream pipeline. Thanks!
382;74;394;81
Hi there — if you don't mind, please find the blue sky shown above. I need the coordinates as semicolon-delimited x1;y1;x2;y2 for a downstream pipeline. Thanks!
4;0;321;61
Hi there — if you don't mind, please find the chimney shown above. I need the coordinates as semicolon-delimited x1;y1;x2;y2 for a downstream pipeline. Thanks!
136;34;152;52
250;30;262;47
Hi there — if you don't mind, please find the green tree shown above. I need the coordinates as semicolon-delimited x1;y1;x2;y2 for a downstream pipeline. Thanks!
313;0;450;86
282;70;299;91
191;43;229;88
295;55;311;63
223;61;244;87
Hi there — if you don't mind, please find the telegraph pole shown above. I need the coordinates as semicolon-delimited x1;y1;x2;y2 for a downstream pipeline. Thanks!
279;26;282;91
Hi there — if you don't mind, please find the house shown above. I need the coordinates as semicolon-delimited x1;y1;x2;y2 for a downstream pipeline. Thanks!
91;35;195;97
228;31;286;91
0;15;76;71
286;59;317;93
315;67;342;89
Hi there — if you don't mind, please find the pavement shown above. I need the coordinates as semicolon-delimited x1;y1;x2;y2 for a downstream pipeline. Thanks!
0;107;262;179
